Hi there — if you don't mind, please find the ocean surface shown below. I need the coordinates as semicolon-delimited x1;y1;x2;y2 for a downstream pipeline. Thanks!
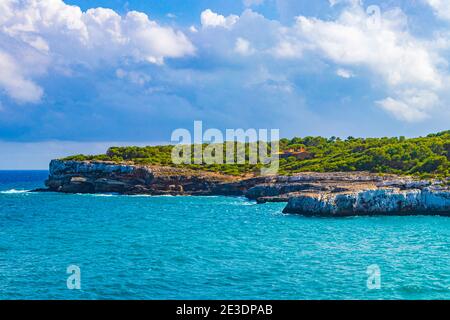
0;170;449;300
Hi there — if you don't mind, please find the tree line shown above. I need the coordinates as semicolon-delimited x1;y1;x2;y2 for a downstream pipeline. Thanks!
62;130;450;178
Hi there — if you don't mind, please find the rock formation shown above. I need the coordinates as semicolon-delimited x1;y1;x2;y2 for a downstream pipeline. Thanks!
42;160;450;216
282;187;450;216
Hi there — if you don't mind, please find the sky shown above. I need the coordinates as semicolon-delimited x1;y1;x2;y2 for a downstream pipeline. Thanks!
1;0;450;168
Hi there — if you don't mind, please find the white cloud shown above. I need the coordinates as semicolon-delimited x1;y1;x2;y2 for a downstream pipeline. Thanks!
377;98;426;122
1;0;448;126
287;5;443;121
196;5;445;122
201;9;239;29
124;11;195;64
336;68;354;78
294;8;441;88
377;89;439;122
0;0;194;103
272;40;304;58
198;6;442;92
234;37;254;55
0;50;43;103
425;0;450;21
195;9;281;61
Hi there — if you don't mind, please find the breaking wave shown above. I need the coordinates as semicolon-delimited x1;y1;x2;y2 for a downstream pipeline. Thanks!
0;189;31;194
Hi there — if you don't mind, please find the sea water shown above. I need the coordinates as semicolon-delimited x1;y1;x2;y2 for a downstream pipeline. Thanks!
0;171;449;299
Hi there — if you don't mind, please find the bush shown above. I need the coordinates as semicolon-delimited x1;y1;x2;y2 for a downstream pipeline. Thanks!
60;131;450;177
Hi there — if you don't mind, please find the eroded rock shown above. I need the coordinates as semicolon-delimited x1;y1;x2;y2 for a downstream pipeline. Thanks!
283;188;450;216
42;160;450;216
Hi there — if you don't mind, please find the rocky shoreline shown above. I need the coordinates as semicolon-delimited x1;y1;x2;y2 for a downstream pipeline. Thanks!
40;160;450;217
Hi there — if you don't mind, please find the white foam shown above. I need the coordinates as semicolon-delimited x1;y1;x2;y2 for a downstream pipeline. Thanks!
0;189;30;194
75;193;118;197
239;202;256;206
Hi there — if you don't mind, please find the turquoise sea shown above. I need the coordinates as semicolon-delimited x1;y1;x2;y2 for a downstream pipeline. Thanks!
0;171;449;300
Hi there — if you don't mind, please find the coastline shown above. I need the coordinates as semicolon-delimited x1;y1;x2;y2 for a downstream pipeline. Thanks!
39;159;450;217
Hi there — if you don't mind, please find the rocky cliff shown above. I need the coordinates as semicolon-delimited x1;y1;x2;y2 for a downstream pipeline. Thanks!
45;159;244;195
282;187;450;216
43;160;450;216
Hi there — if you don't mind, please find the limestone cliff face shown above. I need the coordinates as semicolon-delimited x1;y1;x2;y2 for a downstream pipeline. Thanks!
46;160;153;193
283;188;450;216
45;160;288;196
43;160;450;216
45;159;246;195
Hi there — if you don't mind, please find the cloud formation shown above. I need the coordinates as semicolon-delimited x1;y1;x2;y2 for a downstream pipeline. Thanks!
377;89;439;122
234;37;255;55
200;9;239;29
1;0;450;146
291;6;443;121
0;50;44;103
336;68;355;79
425;0;450;21
197;5;446;122
0;0;194;103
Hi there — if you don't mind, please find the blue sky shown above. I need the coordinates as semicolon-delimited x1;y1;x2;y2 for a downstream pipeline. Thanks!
1;0;450;168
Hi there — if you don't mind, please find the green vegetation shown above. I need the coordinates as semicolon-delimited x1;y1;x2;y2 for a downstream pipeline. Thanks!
62;131;450;177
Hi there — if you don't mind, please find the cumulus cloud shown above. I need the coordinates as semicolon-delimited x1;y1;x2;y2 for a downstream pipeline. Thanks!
194;9;282;62
0;50;43;103
1;0;449;145
200;9;239;29
272;41;304;58
195;5;445;122
294;7;441;88
0;0;194;103
336;68;355;79
234;37;254;55
255;4;443;122
377;89;439;122
291;5;443;121
425;0;450;21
